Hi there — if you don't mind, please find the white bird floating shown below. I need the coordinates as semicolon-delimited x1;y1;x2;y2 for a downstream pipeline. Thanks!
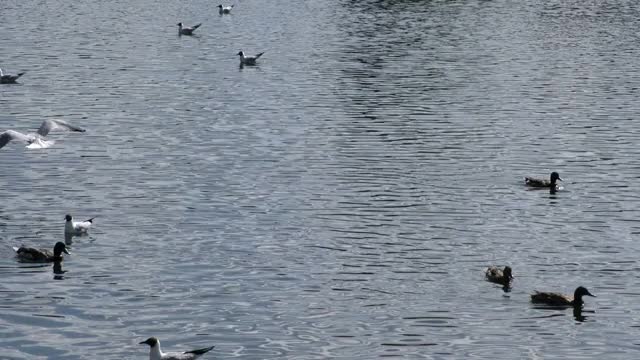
0;68;25;84
237;51;265;66
177;22;202;36
140;337;215;360
217;4;234;14
64;214;95;235
0;119;86;150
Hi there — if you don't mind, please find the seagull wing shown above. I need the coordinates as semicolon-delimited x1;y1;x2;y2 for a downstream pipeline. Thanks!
254;52;265;60
0;130;33;149
37;119;86;137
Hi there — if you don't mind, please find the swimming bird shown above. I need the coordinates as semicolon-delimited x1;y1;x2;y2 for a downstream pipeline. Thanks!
0;68;25;84
140;337;214;360
525;171;562;188
13;242;70;262
217;4;234;14
531;286;595;307
0;119;86;150
237;51;264;66
65;214;95;235
485;266;513;286
178;22;202;36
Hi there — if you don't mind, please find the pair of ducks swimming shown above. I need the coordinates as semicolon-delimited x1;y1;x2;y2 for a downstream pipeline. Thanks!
485;266;595;307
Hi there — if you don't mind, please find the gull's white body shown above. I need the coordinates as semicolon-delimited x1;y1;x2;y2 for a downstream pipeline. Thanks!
65;216;94;235
237;51;264;65
178;23;202;35
0;119;85;150
218;5;233;14
145;339;214;360
0;68;25;84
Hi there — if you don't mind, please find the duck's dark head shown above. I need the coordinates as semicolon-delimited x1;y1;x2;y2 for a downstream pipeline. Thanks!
550;172;562;183
53;242;70;256
575;286;595;299
503;266;513;280
139;337;159;347
65;214;72;222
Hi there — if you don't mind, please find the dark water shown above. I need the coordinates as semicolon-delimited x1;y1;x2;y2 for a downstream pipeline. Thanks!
2;0;640;358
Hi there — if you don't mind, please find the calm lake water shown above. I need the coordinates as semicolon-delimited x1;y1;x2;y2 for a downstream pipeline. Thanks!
2;0;640;358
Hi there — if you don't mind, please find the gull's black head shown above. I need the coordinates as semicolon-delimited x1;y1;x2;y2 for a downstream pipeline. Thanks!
54;242;70;256
65;214;72;222
550;172;562;182
217;4;223;7
177;22;183;27
139;337;159;347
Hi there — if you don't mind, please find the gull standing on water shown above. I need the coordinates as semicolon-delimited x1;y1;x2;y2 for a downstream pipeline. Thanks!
140;337;214;360
65;214;95;235
0;119;86;150
217;4;234;14
177;22;202;36
0;68;25;84
237;51;264;66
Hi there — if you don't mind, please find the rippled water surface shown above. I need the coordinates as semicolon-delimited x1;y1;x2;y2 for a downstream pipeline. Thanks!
2;0;640;358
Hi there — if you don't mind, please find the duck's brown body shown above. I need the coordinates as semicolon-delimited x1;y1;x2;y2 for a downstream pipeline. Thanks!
531;286;595;307
485;266;512;286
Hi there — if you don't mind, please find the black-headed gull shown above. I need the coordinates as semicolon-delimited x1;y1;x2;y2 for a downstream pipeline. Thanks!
140;337;215;360
13;242;70;262
0;119;86;150
237;51;264;65
65;214;95;235
0;68;25;84
177;22;202;36
217;4;234;14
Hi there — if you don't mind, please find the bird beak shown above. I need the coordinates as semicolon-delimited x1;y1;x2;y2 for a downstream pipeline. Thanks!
63;249;71;255
139;341;147;345
587;292;595;297
558;177;563;181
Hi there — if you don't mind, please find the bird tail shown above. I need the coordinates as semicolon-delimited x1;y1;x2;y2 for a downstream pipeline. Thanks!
193;23;202;30
16;72;25;78
255;52;265;59
186;345;215;355
85;217;96;223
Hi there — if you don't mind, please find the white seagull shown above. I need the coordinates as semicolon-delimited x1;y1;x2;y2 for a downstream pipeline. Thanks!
140;337;215;360
0;68;25;84
237;51;265;66
0;119;86;150
65;214;95;235
217;4;234;14
177;22;202;36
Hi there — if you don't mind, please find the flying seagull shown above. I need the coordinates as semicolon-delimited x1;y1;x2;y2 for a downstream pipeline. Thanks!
0;119;86;150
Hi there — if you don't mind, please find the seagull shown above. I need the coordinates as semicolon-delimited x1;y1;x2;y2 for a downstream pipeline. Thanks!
65;214;95;235
237;51;265;66
0;68;25;84
13;242;70;262
217;4;234;14
177;22;202;36
140;337;215;360
0;119;86;150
